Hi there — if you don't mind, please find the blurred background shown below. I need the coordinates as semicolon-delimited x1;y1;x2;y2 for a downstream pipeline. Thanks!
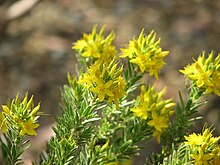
0;0;220;164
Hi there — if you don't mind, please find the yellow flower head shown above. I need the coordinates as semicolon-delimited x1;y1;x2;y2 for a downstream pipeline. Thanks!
78;58;126;105
0;94;41;136
120;30;169;79
131;85;176;143
72;25;117;63
147;111;169;132
184;127;220;164
19;118;40;136
184;133;204;146
180;51;220;96
131;85;175;120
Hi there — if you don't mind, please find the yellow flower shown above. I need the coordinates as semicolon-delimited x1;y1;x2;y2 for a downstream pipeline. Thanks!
131;85;175;120
0;94;41;135
190;148;214;165
180;51;220;96
19;118;39;136
131;105;148;119
130;53;149;73
78;58;126;104
147;111;168;132
120;30;169;79
91;80;114;102
131;85;175;143
148;60;165;79
184;133;204;146
131;86;149;119
184;128;220;164
78;63;100;89
108;76;126;106
73;25;117;63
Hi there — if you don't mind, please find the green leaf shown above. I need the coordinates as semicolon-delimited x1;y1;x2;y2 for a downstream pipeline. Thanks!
82;117;101;125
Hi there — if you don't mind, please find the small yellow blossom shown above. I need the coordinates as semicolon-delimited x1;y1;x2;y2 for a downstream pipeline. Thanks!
180;51;220;96
78;59;126;104
131;104;148;119
131;86;149;119
108;76;126;106
147;111;169;143
184;128;220;164
19;118;40;136
147;111;168;132
120;30;169;79
131;85;175;120
190;148;214;165
184;133;204;146
73;25;117;63
131;85;175;143
91;80;114;102
78;63;100;89
0;94;41;136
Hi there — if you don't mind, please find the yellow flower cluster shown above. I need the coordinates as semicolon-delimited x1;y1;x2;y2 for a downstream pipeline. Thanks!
120;30;169;79
180;51;220;96
72;26;117;63
78;58;126;106
131;85;175;143
184;128;220;165
0;94;41;136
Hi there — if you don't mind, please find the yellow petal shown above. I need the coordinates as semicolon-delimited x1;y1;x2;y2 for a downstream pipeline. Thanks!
2;105;10;115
